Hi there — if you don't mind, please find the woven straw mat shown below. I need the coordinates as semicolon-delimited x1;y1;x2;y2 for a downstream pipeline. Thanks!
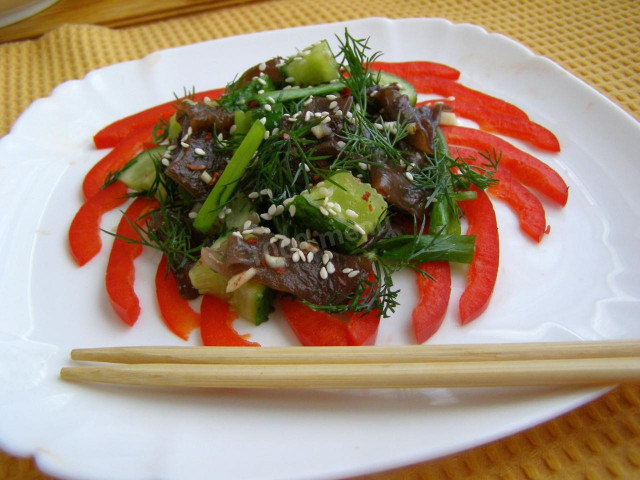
1;0;639;479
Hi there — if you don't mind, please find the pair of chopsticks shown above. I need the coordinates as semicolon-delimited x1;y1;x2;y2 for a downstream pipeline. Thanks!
60;340;640;389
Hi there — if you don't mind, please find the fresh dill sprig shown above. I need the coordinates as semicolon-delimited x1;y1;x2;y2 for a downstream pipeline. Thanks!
335;29;381;107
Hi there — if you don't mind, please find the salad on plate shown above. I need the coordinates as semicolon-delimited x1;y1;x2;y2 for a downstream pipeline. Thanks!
68;30;568;347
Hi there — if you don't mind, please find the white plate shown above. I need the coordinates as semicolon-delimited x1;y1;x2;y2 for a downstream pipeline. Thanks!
1;17;639;480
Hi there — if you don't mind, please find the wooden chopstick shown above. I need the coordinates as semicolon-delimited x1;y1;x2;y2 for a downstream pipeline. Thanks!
68;340;640;365
60;341;640;389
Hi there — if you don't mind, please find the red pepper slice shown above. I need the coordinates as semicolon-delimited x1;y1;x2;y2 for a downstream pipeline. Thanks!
454;146;547;242
441;125;568;207
83;124;155;200
412;261;451;343
280;297;349;346
457;187;499;325
68;180;129;266
155;255;201;340
405;74;529;120
200;294;260;347
370;61;460;80
105;197;158;326
93;88;225;149
347;310;381;346
420;99;560;152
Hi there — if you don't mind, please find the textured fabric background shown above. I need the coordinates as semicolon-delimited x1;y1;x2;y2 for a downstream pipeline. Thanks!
1;0;639;478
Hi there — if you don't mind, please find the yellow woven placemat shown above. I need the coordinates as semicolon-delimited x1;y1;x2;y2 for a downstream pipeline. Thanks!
1;0;639;479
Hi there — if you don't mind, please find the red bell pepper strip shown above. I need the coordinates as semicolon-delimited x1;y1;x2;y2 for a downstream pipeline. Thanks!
155;255;201;340
370;61;460;80
453;146;547;242
93;88;225;149
200;294;260;347
68;180;129;266
405;74;529;120
105;197;158;326
280;297;349;346
83;124;155;200
457;187;499;325
419;99;560;152
441;125;568;207
412;261;452;343
280;295;381;347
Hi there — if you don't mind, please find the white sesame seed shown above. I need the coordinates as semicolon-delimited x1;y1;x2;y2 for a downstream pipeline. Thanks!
326;251;334;259
167;145;177;151
260;213;272;221
267;204;277;216
224;207;232;215
336;141;346;149
256;76;267;86
346;111;353;118
259;117;267;125
285;76;295;83
289;205;296;217
188;211;197;219
217;133;224;141
200;171;212;183
194;147;206;156
248;192;259;199
326;262;335;274
307;251;315;262
292;251;300;263
342;268;353;274
304;97;314;106
232;231;243;239
275;205;285;215
187;126;193;135
283;197;295;206
270;236;279;244
304;164;310;172
258;62;266;71
161;158;170;167
305;111;313;122
329;101;338;109
267;96;275;104
358;162;368;170
181;142;189;149
257;89;265;95
318;187;332;197
353;223;366;235
260;188;273;198
322;253;330;265
230;125;237;134
265;253;286;269
335;110;343;117
320;267;328;280
319;206;329;216
218;211;226;219
280;238;291;248
291;238;298;248
345;209;358;219
326;94;337;100
242;229;254;235
264;130;270;140
298;251;307;262
264;104;272;112
348;270;360;278
405;172;414;181
271;127;279;136
243;220;252;230
321;116;331;124
314;112;322;118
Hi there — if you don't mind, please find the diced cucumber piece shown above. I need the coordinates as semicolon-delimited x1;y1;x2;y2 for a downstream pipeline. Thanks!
118;146;167;199
374;71;418;106
282;40;340;86
229;282;276;326
167;114;181;141
189;261;228;298
188;261;275;326
292;171;387;251
223;194;258;231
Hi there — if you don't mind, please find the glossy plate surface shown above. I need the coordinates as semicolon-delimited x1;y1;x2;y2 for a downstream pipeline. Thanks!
1;17;639;480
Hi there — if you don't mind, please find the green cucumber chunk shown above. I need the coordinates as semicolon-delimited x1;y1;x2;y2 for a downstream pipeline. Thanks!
118;146;167;200
188;261;275;326
282;40;340;86
292;171;387;252
374;71;418;106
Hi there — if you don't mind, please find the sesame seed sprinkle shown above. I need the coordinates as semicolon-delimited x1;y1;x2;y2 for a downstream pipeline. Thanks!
319;267;328;280
259;117;267;125
248;192;259;199
181;142;189;149
307;252;314;262
194;147;206;156
342;268;353;274
200;171;212;183
264;104;272;112
345;209;358;219
405;172;414;181
289;205;296;217
329;101;338;109
319;206;329;216
326;262;335;274
353;223;366;235
326;94;337;100
322;253;330;265
161;158;170;167
258;62;266;71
